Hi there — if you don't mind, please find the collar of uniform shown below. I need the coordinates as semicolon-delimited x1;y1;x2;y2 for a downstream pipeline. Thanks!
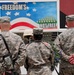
34;40;42;42
1;31;10;37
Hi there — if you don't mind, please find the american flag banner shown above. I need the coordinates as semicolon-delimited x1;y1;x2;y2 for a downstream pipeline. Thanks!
0;1;58;32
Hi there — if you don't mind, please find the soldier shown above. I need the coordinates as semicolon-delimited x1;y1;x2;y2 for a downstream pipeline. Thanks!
0;16;26;75
54;15;74;75
23;29;33;44
25;28;54;75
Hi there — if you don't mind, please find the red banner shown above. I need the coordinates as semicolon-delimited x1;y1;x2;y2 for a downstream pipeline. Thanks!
60;0;74;28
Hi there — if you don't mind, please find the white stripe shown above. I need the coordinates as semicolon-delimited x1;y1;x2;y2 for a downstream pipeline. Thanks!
10;17;39;27
10;26;31;32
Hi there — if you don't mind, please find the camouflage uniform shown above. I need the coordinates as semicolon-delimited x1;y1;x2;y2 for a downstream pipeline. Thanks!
23;29;33;44
54;15;74;75
0;16;26;75
25;28;54;75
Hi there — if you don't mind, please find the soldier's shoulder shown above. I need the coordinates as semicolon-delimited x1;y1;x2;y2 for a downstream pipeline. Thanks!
59;29;73;39
27;42;35;48
60;28;73;35
43;42;51;47
10;32;21;39
43;42;49;45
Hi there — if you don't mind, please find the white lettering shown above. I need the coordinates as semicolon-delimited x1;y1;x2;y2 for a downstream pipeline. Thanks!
2;4;27;10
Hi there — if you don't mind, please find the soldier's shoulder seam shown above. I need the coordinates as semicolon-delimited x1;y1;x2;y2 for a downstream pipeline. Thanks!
26;42;33;49
43;42;49;46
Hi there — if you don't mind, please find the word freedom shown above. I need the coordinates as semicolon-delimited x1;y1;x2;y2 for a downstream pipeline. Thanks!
2;4;27;10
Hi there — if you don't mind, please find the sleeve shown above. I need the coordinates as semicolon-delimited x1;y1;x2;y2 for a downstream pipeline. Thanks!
54;34;70;61
15;37;27;66
24;44;29;71
49;45;55;66
24;56;29;71
43;42;55;67
47;43;55;71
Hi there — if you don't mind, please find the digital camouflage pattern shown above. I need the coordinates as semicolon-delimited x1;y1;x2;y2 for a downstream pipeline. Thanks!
25;41;54;75
0;31;26;75
33;28;43;34
54;28;74;75
1;16;10;23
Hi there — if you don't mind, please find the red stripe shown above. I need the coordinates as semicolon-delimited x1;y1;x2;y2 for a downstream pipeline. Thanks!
10;22;36;29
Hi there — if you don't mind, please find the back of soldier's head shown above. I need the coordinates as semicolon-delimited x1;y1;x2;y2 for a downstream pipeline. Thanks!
23;29;33;44
33;28;43;40
66;15;74;28
33;28;43;34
